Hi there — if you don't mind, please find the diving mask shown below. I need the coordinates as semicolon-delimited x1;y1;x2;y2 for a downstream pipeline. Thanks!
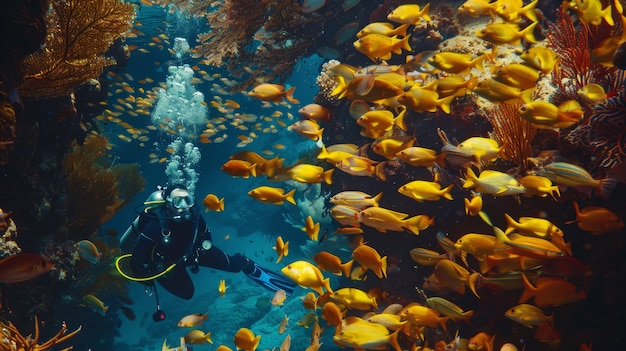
167;188;194;210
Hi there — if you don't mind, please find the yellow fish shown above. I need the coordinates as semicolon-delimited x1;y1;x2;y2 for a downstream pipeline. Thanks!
402;303;449;331
287;119;324;141
463;168;526;196
495;0;538;23
304;215;320;241
247;83;299;104
313;251;353;277
456;136;503;162
520;46;559;74
357;22;410;38
177;312;208;327
330;287;378;310
572;0;614;26
396;146;446;168
397;179;454;202
271;289;287;306
184;330;213;345
358;206;424;235
336;156;384;179
202;194;224;212
386;3;431;24
476;22;537;46
353;34;412;61
273;236;289;263
427;52;487;75
248;186;296;205
398;86;455;114
233;328;261;351
332;316;402;351
352;244;388;279
317;145;356;164
426;296;474;323
330;191;382;209
287;164;333;184
458;0;499;18
473;78;534;104
505;303;553;328
492;63;540;90
503;214;564;238
81;294;108;315
433;259;481;297
518;100;584;129
281;260;333;295
218;279;227;297
518;175;560;200
577;83;607;105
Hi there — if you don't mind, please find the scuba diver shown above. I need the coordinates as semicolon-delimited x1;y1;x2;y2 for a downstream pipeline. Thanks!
118;184;296;321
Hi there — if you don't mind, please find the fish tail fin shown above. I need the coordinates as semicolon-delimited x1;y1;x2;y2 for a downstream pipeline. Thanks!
322;277;334;294
438;95;455;114
567;201;582;224
253;335;262;351
464;198;471;215
388;328;403;351
284;86;300;104
602;5;615;26
285;189;297;205
503;213;516;234
550;185;561;200
493;226;508;244
322;168;334;185
342;259;354;278
403;216;422;235
435;152;447;167
478;211;493;226
400;34;412;52
441;184;454;200
474;54;487;71
317;145;329;160
522;0;539;23
313;223;321;241
421;3;432;22
522;22;537;43
519;273;537;303
205;332;213;344
393;23;410;37
284;241;289;257
381;255;388;278
372;192;383;207
468;272;481;299
598;177;617;199
375;161;387;181
219;198;225;211
249;163;258;177
463;168;478;189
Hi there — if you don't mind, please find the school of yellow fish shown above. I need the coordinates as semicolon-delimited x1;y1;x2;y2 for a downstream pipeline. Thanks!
103;1;626;351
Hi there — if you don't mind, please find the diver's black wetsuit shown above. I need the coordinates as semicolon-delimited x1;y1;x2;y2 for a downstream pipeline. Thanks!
129;206;253;299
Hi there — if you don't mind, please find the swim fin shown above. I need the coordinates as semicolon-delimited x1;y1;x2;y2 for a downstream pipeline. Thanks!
245;262;296;295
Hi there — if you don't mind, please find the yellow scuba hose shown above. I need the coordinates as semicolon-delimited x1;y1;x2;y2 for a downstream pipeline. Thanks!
115;253;176;282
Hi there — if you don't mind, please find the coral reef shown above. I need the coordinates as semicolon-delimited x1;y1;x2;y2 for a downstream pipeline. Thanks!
0;210;21;259
18;0;135;97
548;4;617;105
0;316;80;351
63;133;145;239
564;81;626;177
485;103;538;173
0;101;16;166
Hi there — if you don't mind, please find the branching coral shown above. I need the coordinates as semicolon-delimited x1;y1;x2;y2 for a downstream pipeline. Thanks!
19;0;135;97
484;103;537;173
63;134;144;238
564;81;626;177
548;4;617;104
0;316;80;351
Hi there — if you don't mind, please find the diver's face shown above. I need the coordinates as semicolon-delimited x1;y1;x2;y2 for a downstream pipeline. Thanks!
167;188;194;216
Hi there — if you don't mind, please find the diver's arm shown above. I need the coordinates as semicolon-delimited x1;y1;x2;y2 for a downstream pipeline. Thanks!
129;223;158;274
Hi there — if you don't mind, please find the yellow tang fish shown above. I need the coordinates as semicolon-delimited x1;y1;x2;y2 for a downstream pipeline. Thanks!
398;86;455;114
247;83;300;104
233;328;261;351
202;194;224;212
317;145;355;165
402;303;449;331
353;34;412;61
476;22;537;46
495;0;538;23
281;260;333;295
218;279;227;297
503;214;564;238
372;136;415;160
492;63;540;90
518;175;560;200
357;22;410;38
577;83;607;105
304;215;320;241
313;251;353;277
572;0;614;26
287;164;334;184
248;186;296;205
330;191;382;209
397;179;454;202
332;316;402;351
463;168;526;196
387;3;431;24
458;0;499;18
493;227;563;260
352;244;388;279
273;236;289;263
519;100;584;129
396;146;446;168
184;330;213;345
473;78;534;104
433;259;481;297
505;303;553;328
356;110;396;131
330;287;378;310
427;52;487;75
